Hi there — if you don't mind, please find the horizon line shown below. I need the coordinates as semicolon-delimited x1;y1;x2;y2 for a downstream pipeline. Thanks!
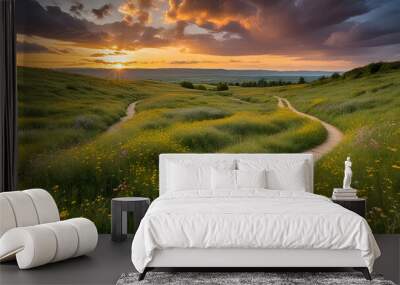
17;65;341;73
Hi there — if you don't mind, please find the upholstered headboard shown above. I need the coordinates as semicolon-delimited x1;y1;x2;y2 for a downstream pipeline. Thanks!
159;153;314;195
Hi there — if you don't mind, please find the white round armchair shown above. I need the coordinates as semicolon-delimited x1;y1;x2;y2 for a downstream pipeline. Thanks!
0;189;98;269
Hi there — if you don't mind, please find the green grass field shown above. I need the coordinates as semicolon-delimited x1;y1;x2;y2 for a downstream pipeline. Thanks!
268;69;400;233
17;67;326;232
17;65;400;233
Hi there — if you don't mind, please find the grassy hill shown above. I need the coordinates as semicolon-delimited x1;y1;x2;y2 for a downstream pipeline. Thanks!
263;65;400;233
17;64;400;233
18;67;325;232
17;67;144;164
343;60;400;79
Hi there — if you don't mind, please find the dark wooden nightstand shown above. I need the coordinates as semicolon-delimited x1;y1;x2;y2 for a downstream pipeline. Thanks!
332;198;366;218
111;197;150;242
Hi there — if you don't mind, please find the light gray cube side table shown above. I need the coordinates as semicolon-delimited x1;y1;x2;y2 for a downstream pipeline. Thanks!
111;197;150;242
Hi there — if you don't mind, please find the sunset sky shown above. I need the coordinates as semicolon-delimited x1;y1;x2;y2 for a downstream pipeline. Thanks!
16;0;400;71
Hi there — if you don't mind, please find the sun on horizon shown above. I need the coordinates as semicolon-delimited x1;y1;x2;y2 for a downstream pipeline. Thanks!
113;63;125;70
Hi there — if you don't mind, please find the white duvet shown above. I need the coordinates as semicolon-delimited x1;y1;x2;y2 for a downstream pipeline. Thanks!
131;190;380;273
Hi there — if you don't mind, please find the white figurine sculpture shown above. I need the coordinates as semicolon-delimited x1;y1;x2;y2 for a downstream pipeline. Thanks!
343;156;352;189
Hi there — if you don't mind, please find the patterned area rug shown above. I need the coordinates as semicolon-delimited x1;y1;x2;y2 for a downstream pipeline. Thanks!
116;272;396;285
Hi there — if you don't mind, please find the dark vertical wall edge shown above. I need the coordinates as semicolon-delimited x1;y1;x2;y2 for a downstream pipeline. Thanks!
0;0;17;192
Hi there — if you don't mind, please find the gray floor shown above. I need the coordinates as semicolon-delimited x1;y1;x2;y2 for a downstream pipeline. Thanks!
0;235;399;285
0;235;134;285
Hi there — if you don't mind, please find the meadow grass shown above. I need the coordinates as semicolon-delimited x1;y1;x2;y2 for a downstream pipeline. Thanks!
17;67;145;179
18;67;326;232
270;69;400;233
18;66;400;233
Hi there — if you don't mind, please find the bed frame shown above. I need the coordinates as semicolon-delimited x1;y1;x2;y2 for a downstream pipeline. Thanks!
139;154;371;280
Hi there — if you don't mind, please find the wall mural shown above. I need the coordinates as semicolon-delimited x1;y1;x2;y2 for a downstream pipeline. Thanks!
16;0;400;233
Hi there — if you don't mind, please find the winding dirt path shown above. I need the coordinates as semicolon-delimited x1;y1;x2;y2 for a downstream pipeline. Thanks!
275;96;344;160
105;96;342;160
106;101;140;133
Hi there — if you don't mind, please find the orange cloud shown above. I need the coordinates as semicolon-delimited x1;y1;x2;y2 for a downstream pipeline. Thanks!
166;0;254;29
119;0;154;25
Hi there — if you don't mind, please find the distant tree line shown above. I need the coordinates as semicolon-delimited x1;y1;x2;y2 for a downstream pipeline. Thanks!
229;77;306;87
180;81;229;91
180;76;310;90
313;72;341;85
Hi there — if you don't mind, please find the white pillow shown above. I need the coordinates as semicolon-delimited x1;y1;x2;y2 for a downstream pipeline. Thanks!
166;159;235;193
236;169;267;189
211;168;236;191
167;162;211;191
211;168;268;191
238;159;308;191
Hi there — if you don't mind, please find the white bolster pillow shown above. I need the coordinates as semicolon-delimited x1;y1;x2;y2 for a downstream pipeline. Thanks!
0;218;98;269
23;188;60;224
42;221;79;262
0;196;17;237
64;218;98;257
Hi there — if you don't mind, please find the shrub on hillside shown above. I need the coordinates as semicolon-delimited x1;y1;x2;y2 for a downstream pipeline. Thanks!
331;72;341;79
195;84;207;90
367;62;383;74
180;81;194;89
216;82;229;91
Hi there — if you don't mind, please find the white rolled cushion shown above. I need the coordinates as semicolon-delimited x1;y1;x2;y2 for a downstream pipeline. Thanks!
0;218;97;269
211;168;236;191
42;222;79;262
236;169;267;189
0;196;17;237
0;191;39;227
0;189;98;269
64;218;98;257
238;159;307;191
0;226;57;269
23;189;60;224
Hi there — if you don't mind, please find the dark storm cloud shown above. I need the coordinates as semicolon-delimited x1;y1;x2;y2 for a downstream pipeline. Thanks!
15;0;400;62
324;1;400;48
70;2;84;17
16;41;54;53
167;0;400;59
100;20;169;49
15;0;166;50
92;4;113;19
16;0;108;47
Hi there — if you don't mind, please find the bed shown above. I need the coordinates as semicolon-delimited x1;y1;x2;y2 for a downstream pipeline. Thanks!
131;154;380;280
